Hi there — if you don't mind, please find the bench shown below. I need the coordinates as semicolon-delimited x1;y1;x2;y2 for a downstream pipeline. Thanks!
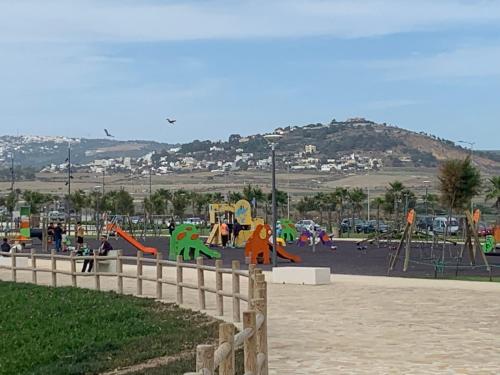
272;267;331;285
96;250;118;273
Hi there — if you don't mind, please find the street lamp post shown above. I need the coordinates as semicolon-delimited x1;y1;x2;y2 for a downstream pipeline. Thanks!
423;180;431;243
264;133;282;268
457;140;475;212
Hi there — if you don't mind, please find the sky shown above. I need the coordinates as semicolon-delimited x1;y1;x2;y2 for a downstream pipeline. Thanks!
0;0;499;149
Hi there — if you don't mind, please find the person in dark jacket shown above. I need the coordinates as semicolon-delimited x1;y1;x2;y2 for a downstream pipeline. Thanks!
53;223;63;252
1;238;11;254
168;219;176;236
232;219;242;247
82;236;113;272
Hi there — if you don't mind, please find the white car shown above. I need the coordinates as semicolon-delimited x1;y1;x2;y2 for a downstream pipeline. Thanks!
183;217;204;226
295;220;319;232
432;216;459;235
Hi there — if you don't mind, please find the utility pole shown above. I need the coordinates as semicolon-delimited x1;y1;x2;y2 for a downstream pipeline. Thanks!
10;152;15;193
271;142;278;268
102;168;105;196
367;185;370;221
287;163;290;220
66;142;72;235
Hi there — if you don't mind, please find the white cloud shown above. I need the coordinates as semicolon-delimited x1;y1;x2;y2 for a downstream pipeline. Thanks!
365;99;418;110
0;0;500;42
364;45;500;79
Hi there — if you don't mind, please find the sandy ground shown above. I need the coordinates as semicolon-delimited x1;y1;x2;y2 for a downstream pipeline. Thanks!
2;261;500;374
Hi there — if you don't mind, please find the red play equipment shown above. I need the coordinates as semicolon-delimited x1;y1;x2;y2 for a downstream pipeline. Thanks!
244;223;301;265
106;223;158;256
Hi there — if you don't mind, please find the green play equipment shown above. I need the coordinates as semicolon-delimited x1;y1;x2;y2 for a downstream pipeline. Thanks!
280;219;298;242
482;235;495;254
169;224;221;261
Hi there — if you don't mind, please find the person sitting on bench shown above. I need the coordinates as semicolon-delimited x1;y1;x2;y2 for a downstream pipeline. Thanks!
82;236;113;272
1;238;11;255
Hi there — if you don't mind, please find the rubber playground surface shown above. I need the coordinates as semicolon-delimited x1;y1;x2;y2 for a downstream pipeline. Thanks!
77;236;500;280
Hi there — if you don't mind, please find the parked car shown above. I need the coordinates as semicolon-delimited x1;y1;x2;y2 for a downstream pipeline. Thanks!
341;218;366;233
295;220;319;232
362;220;390;233
48;210;66;221
183;217;204;226
432;216;459;235
477;222;493;237
417;216;434;232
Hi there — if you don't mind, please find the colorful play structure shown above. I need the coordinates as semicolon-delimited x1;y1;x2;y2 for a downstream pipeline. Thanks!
244;223;301;265
279;219;298;242
207;199;263;247
170;224;220;260
106;222;157;256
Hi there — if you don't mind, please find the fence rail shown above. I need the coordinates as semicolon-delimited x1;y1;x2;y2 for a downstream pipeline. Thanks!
0;249;251;323
185;266;269;375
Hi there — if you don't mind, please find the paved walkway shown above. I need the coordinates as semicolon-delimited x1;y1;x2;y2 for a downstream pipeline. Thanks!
2;263;500;374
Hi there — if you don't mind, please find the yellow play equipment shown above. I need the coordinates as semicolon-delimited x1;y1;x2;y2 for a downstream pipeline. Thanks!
207;199;264;247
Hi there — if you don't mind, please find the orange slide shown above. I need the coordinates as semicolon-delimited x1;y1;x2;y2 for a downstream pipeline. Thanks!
106;223;158;256
276;244;301;263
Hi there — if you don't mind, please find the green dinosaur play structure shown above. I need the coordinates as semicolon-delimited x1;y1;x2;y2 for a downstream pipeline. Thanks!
280;219;298;242
170;224;221;261
482;235;495;254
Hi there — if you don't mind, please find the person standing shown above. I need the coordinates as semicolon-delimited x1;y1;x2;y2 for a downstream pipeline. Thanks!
232;219;242;247
168;219;176;236
75;222;85;251
220;220;229;248
53;223;63;252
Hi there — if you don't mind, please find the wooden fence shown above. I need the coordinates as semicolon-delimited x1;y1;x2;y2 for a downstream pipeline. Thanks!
0;249;253;324
185;267;269;375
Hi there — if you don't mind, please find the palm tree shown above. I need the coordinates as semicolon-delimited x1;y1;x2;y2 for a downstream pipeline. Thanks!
212;192;224;204
156;188;172;215
485;176;500;223
438;157;481;257
295;196;317;218
313;192;327;226
243;184;265;217
321;192;338;231
384;180;405;230
228;191;243;204
333;187;349;237
372;197;384;236
171;189;190;218
348;188;367;235
68;190;88;219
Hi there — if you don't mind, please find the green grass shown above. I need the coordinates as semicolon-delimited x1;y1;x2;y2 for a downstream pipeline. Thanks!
0;281;224;375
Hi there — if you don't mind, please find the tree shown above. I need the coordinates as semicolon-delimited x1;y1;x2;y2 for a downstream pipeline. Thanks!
372;197;385;234
102;189;135;215
333;187;349;237
243;184;265;217
295;196;317;218
438;157;481;214
485;176;500;222
22;190;53;215
265;189;288;218
212;192;224;204
321;192;338;231
68;190;88;217
171;189;190;218
228;191;243;204
384;180;406;229
438;157;481;255
347;188;367;235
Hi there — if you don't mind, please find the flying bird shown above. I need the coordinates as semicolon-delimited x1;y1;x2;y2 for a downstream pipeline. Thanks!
104;129;114;137
166;118;176;124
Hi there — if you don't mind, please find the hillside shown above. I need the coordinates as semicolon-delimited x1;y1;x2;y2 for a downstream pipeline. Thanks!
0;135;173;168
0;119;498;175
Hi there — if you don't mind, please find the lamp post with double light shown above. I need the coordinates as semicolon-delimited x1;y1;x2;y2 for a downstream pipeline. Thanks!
263;133;282;268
